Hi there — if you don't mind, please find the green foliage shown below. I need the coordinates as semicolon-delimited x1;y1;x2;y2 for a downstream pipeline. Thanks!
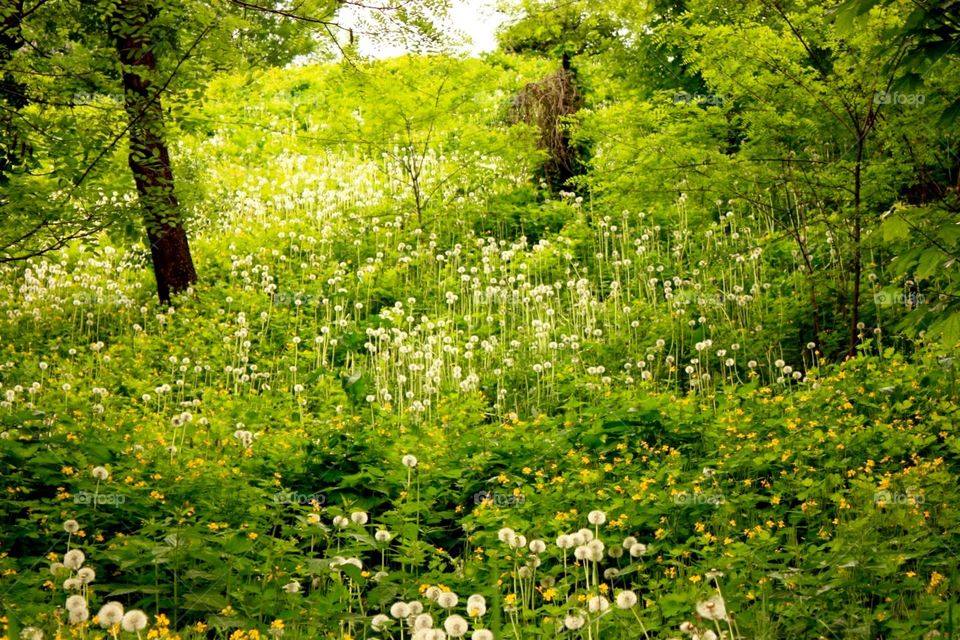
1;0;960;638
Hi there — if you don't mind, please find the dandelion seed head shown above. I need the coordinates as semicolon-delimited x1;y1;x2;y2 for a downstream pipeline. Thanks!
444;614;469;637
63;549;84;570
587;510;606;525
414;613;434;630
65;595;86;612
437;591;459;609
371;614;391;631
616;590;638;609
563;614;585;630
68;606;89;624
121;610;148;633
97;601;124;628
20;627;43;640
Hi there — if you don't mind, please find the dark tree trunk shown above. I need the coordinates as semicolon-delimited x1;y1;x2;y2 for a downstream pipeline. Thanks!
111;0;196;303
1;0;28;177
0;1;24;76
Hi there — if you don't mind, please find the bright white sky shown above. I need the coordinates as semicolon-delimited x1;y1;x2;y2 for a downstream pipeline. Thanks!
339;0;510;59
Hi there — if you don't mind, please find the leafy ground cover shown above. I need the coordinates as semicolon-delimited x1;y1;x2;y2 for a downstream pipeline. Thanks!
2;20;959;640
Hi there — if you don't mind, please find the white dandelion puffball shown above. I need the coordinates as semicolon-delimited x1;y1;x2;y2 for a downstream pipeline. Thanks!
425;586;442;601
616;590;638;609
467;594;487;617
555;534;572;549
65;595;86;612
63;549;85;570
68;606;89;624
350;511;369;525
375;529;392;542
587;539;605;561
528;539;546;554
121;610;148;633
496;527;515;544
414;613;434;630
49;561;66;576
372;613;391;631
20;627;43;640
587;510;606;525
402;454;418;468
696;595;728;621
437;591;460;609
63;520;80;534
629;542;647;557
390;601;411;619
587;595;609;613
77;567;95;584
332;515;349;528
576;528;594;542
97;601;124;627
472;630;494;640
92;466;109;481
437;591;459;609
63;578;81;591
444;614;469;638
564;614;586;630
408;600;424;615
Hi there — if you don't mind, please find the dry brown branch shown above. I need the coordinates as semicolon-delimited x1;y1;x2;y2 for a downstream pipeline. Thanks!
512;68;582;190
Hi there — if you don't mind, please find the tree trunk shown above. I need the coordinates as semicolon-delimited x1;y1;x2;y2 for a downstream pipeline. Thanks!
0;1;23;70
1;0;28;176
112;0;196;303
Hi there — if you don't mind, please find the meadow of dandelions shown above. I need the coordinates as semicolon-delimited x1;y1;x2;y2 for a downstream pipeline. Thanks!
0;66;952;640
